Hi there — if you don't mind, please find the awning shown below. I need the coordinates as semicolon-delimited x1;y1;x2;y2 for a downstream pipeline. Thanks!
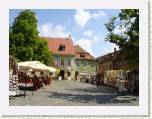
18;61;56;72
80;72;87;76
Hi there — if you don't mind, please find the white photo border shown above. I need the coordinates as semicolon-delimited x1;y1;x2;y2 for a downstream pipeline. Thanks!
0;0;149;116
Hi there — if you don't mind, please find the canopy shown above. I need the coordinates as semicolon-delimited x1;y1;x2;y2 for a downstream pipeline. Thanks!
80;72;87;76
18;61;56;72
80;72;96;76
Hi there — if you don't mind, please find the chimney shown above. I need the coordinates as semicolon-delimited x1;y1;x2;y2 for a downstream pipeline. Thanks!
114;48;116;52
68;34;71;39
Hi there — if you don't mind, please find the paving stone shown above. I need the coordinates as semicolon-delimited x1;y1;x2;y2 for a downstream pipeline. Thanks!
9;80;139;106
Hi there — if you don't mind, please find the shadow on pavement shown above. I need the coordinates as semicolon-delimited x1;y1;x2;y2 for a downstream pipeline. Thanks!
46;91;136;105
47;92;118;104
66;86;118;94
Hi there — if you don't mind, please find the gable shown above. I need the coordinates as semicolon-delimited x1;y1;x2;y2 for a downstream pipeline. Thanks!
42;37;75;56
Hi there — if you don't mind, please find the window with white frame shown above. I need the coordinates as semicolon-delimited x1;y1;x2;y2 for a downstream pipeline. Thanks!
77;61;80;67
68;59;71;66
91;62;94;67
84;61;87;67
61;59;64;66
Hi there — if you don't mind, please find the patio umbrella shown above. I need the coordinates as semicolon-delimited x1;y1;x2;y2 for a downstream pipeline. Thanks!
18;61;56;72
34;62;56;72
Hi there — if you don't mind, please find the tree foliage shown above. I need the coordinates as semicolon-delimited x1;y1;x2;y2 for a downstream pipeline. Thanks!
9;10;53;66
105;9;139;64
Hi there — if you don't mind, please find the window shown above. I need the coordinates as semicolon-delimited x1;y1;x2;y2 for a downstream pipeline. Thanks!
55;56;60;62
68;59;71;66
84;61;87;67
58;44;65;51
91;62;94;67
80;53;85;57
77;61;80;67
110;64;112;70
61;59;64;66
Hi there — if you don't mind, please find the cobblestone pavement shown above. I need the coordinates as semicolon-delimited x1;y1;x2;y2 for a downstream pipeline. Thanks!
9;80;139;106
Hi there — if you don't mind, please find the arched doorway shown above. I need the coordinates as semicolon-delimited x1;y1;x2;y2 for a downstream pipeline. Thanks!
75;71;79;80
59;70;65;80
67;71;71;77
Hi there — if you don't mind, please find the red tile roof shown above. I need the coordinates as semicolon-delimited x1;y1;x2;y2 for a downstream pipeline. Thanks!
96;50;123;62
42;37;75;56
75;45;95;60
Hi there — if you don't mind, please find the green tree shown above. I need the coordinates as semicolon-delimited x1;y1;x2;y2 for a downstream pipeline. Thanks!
105;9;139;64
9;10;53;66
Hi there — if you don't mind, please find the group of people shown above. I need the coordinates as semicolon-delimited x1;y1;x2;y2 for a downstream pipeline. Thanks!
18;72;51;90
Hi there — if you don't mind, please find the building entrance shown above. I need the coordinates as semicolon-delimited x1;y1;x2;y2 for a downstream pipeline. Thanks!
59;70;65;80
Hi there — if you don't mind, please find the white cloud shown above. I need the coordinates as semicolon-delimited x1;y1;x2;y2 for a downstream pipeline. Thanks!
74;34;119;58
74;10;91;28
74;9;106;28
92;36;101;43
38;23;70;38
75;38;94;56
102;44;119;55
92;11;106;18
93;35;119;56
83;30;93;37
74;35;102;57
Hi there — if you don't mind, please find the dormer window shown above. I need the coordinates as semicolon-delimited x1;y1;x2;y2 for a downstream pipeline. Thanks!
58;44;65;51
80;53;85;57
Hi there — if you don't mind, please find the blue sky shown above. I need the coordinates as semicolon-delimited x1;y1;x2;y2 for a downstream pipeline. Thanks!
9;9;120;58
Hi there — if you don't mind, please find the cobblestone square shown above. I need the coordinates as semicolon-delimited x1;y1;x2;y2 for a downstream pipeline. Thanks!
9;80;139;106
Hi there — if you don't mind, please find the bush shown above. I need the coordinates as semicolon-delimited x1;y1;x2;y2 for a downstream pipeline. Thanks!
55;69;60;77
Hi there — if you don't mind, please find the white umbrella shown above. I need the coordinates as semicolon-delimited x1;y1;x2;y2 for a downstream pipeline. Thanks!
18;61;56;72
80;72;87;76
47;66;56;72
35;62;56;72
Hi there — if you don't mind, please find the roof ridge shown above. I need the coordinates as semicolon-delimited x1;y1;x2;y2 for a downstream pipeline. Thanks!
40;36;72;40
43;37;75;56
75;45;95;59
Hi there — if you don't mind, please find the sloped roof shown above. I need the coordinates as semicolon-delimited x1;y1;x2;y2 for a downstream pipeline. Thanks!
75;45;95;60
42;37;75;56
96;53;110;62
96;50;121;62
75;45;87;53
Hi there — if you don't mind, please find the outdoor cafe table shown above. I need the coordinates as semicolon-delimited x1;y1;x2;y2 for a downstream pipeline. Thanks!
18;82;34;97
19;76;51;97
